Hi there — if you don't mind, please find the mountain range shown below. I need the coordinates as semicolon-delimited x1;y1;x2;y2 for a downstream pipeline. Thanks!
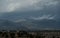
0;19;60;30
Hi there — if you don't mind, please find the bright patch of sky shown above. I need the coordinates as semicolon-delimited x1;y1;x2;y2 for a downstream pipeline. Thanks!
0;0;59;12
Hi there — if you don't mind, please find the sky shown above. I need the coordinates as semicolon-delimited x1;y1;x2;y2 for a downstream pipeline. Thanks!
0;0;59;12
0;0;60;20
0;0;60;30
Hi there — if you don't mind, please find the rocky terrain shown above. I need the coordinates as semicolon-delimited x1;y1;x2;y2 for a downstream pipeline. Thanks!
0;30;60;38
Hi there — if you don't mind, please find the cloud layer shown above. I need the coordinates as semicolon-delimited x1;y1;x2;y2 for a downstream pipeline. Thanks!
30;15;55;20
0;0;59;12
